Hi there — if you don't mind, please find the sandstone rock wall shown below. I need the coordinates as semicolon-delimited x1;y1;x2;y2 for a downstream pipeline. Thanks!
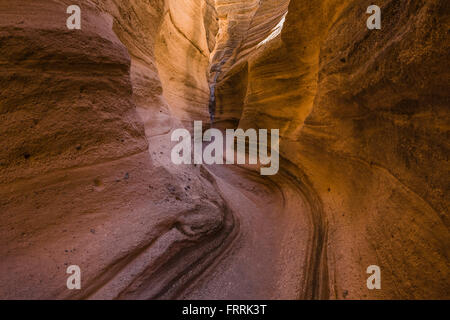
154;0;216;123
0;0;228;299
213;0;449;299
211;0;290;126
0;0;448;300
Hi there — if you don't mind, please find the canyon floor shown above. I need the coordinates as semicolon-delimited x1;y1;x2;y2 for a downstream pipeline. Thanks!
179;163;308;300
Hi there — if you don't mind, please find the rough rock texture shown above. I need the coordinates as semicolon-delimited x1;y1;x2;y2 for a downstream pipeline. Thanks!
0;0;230;299
212;0;449;299
0;0;448;300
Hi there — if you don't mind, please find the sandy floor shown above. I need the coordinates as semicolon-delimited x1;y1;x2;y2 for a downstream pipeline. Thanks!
179;163;310;299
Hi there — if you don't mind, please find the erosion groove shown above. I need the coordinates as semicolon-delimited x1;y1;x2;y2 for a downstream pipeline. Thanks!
0;0;448;300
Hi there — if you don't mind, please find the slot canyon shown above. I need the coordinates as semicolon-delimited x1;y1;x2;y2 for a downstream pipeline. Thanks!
0;0;448;300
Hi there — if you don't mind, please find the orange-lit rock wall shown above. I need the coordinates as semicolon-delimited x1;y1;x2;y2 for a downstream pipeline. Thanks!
212;0;449;299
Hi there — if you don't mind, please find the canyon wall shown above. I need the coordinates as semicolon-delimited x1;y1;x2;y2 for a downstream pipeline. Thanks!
0;0;231;299
212;0;449;299
154;0;216;123
0;0;448;300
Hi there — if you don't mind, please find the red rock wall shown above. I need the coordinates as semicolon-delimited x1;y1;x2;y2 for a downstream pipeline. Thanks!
0;0;229;300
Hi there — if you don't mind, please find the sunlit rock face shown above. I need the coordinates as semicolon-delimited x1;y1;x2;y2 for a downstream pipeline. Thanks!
213;0;449;299
154;0;217;123
210;0;290;127
0;0;448;300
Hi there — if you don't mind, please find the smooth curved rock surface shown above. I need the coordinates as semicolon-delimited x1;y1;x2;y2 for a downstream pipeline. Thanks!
0;0;448;300
0;0;229;300
212;0;449;299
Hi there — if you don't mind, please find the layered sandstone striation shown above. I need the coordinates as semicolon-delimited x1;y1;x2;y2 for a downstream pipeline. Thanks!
212;0;449;299
0;0;448;300
0;0;230;299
